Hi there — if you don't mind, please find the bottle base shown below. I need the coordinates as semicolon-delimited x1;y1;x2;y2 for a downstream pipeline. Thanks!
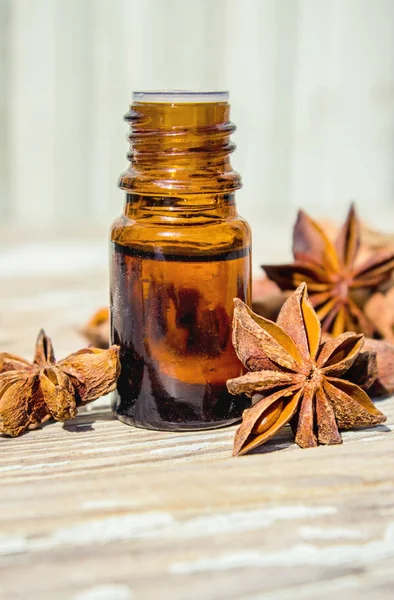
113;410;242;432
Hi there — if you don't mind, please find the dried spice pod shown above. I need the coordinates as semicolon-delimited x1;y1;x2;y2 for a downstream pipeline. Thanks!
263;205;394;337
0;330;120;437
80;307;110;349
227;284;386;456
319;218;394;260
364;288;394;344
364;338;394;398
252;277;288;321
359;224;394;257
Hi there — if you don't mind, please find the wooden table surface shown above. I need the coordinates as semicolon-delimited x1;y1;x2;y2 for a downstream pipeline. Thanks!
1;235;394;600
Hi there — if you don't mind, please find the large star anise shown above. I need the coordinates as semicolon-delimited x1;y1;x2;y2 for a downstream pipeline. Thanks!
263;205;394;337
0;331;120;437
227;284;386;456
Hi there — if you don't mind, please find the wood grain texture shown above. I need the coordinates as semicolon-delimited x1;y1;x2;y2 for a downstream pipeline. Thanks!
1;238;394;599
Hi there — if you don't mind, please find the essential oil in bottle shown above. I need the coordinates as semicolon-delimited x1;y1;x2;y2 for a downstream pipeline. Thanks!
110;91;251;430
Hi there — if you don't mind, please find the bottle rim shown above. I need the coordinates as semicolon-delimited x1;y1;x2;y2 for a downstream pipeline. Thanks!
132;90;229;103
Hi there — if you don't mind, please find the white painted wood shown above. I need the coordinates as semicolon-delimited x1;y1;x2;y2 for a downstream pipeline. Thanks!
0;0;11;221
8;0;56;225
53;0;94;221
1;0;394;235
290;0;394;223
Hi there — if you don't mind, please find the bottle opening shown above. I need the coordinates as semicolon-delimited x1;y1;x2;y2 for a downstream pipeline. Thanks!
133;90;229;104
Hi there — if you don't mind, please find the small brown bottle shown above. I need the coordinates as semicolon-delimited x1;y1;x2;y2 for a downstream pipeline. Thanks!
110;91;251;431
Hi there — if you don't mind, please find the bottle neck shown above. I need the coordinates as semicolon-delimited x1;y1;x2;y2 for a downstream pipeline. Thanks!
123;193;238;221
118;100;242;197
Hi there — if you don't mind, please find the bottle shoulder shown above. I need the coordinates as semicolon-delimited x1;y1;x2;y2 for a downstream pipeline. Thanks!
111;213;251;253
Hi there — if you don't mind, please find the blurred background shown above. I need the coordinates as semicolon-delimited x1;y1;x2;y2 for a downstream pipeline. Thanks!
1;0;394;229
1;0;394;346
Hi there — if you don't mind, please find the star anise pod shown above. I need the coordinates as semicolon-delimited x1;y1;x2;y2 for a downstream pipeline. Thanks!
80;307;110;349
0;331;120;437
364;337;394;398
227;284;386;456
364;288;394;344
263;205;394;337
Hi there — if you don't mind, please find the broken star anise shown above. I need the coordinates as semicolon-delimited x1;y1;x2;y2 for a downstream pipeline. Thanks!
227;283;386;456
0;330;120;437
263;205;394;337
80;307;110;349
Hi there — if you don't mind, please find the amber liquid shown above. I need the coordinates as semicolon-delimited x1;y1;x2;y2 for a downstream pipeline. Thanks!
111;241;251;430
112;95;251;430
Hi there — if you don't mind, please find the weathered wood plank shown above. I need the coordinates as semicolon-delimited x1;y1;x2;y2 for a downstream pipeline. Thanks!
1;240;394;599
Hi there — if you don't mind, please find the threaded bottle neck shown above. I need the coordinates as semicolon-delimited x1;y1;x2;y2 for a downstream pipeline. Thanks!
118;91;242;195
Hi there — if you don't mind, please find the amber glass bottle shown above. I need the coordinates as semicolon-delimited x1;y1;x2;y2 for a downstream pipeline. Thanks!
110;91;251;431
